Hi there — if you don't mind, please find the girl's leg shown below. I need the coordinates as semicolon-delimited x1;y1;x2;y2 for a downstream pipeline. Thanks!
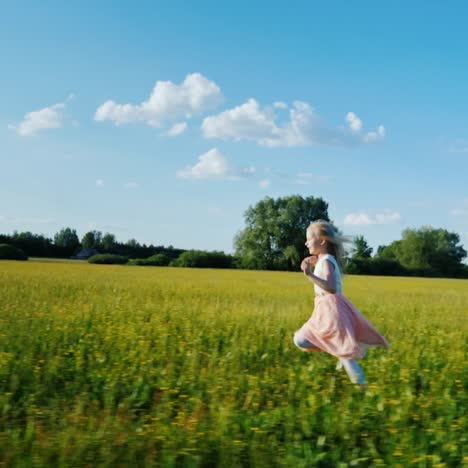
293;330;317;351
338;358;366;384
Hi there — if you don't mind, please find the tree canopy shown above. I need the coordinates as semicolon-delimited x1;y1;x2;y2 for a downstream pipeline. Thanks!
81;231;103;249
377;226;466;277
102;233;117;252
352;235;373;259
53;228;80;256
1;201;466;278
235;195;329;270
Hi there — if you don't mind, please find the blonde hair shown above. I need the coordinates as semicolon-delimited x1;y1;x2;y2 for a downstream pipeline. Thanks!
307;220;351;270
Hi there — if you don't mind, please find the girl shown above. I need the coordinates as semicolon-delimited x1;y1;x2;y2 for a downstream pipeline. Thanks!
293;220;389;387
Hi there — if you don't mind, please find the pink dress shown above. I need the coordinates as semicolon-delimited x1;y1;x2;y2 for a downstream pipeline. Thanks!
296;254;390;359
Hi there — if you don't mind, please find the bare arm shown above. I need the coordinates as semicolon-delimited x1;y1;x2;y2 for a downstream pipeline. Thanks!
302;258;337;294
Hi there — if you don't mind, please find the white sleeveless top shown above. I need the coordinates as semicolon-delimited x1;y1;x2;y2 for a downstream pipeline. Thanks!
313;254;342;295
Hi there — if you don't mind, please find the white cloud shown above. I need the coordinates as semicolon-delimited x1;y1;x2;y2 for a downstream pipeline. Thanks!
124;182;139;189
9;96;72;136
273;101;288;109
259;179;271;189
343;213;374;226
95;73;222;128
374;211;400;224
345;112;362;133
177;148;254;180
343;210;401;226
163;122;187;136
202;99;278;143
202;99;384;147
96;179;104;187
363;125;385;142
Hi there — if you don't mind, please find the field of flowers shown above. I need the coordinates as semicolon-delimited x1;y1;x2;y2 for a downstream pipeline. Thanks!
0;260;466;466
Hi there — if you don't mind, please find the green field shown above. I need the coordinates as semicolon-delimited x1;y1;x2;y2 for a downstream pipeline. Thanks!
0;261;466;467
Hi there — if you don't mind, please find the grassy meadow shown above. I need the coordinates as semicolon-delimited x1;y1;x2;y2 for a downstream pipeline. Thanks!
0;260;466;467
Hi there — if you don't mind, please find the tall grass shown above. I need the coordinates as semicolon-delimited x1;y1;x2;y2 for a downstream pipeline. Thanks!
0;261;466;466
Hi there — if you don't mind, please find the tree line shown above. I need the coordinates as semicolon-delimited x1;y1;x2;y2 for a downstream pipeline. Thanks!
1;195;467;278
233;195;467;278
0;230;184;262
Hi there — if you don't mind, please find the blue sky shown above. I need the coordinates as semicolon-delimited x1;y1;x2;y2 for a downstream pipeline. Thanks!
1;1;468;255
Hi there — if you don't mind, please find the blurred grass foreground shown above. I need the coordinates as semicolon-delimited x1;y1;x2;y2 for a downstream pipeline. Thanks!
0;260;466;466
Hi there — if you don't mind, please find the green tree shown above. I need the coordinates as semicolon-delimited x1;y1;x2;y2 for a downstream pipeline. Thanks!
352;235;373;259
377;227;466;277
54;228;80;250
235;195;329;270
81;231;103;249
102;233;117;252
126;238;139;248
6;231;52;257
377;242;400;260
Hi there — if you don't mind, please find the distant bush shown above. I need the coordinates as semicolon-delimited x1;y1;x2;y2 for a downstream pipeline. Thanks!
344;258;371;275
345;258;408;276
369;258;408;276
128;259;147;266
88;254;128;265
145;253;172;266
174;250;235;269
0;244;28;261
128;253;172;267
